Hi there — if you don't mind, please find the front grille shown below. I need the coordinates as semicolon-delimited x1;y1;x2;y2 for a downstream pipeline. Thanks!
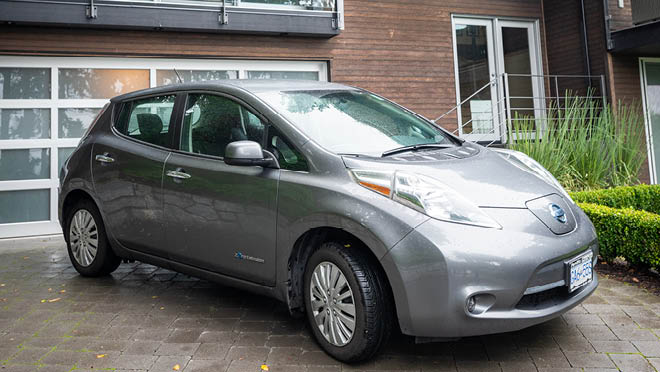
516;285;585;310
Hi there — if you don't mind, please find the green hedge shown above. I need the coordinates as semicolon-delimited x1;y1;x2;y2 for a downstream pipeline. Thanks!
578;202;660;267
570;185;660;215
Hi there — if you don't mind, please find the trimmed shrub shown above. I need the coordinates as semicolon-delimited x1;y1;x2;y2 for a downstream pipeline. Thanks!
578;202;660;268
571;184;660;215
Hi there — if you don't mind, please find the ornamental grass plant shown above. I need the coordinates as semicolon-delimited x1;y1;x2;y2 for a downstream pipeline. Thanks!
507;95;646;191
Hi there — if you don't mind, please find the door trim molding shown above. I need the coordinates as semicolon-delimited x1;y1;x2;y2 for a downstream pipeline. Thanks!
640;57;659;184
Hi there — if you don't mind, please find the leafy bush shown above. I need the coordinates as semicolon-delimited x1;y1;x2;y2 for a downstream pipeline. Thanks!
578;202;660;267
507;95;646;191
571;185;660;215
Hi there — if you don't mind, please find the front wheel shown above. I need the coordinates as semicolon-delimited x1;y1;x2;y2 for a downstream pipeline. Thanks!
303;242;392;363
65;199;121;277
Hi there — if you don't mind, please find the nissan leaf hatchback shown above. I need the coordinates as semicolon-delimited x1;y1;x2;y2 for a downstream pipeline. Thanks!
59;80;598;362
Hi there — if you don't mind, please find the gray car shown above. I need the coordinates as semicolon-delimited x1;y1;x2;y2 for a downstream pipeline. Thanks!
59;80;598;362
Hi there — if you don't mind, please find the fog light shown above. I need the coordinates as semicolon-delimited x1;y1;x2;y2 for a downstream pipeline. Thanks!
467;296;477;313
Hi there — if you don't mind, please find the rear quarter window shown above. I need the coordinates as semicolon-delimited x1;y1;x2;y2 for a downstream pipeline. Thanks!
114;94;176;148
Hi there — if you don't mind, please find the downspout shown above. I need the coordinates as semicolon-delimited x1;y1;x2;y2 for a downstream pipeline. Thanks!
580;0;592;79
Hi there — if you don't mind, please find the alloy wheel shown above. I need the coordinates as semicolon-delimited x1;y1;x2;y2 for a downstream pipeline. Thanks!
69;209;99;267
309;261;356;347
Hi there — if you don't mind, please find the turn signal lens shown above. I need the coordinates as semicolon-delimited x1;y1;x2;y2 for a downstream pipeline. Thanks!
358;181;391;196
350;170;393;197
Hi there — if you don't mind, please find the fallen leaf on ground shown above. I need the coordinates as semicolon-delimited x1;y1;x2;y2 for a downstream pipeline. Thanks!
0;284;5;287
59;290;66;294
152;296;158;299
47;298;61;303
96;354;106;359
261;365;269;371
173;364;180;371
48;288;52;292
160;306;165;310
40;299;46;303
23;257;29;260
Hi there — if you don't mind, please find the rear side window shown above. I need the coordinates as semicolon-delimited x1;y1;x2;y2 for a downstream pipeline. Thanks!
115;95;176;148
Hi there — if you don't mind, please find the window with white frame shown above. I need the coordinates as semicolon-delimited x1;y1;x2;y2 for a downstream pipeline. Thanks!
0;56;328;238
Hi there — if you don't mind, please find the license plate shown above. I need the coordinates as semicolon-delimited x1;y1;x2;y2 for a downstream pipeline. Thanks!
568;252;593;292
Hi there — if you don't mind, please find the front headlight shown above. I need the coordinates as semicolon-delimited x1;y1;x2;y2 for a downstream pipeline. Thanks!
492;149;573;203
350;169;501;229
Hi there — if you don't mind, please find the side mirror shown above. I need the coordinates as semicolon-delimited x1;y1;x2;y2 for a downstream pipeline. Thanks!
224;141;279;168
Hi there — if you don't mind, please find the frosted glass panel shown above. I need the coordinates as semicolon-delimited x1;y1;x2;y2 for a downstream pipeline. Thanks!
0;108;50;139
0;68;50;99
247;71;319;80
58;147;75;173
59;68;149;99
156;70;238;86
0;148;50;181
59;108;101;138
0;189;49;224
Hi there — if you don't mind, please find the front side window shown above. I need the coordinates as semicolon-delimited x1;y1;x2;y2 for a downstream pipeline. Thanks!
181;94;265;158
256;90;457;157
267;125;308;171
115;95;176;148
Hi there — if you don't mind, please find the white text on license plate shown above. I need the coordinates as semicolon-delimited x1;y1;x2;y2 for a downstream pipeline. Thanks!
568;252;593;292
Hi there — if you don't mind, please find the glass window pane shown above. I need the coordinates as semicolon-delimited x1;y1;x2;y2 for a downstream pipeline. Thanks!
58;68;149;99
58;147;75;173
58;108;101;138
0;148;50;181
156;70;238;86
181;94;265;157
645;62;660;182
455;23;493;135
0;68;50;99
502;27;534;120
115;95;176;148
0;189;49;224
247;71;319;80
0;108;50;139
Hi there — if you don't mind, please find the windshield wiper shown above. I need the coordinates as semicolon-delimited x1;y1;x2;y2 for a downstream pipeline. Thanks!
382;143;456;157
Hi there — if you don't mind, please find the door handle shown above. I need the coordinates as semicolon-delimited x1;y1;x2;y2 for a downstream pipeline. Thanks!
95;154;115;163
166;169;191;180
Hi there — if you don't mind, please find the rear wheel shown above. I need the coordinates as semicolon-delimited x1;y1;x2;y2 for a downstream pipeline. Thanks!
65;199;120;276
303;242;392;363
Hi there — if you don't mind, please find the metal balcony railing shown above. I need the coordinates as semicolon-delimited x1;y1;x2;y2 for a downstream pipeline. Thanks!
433;73;607;147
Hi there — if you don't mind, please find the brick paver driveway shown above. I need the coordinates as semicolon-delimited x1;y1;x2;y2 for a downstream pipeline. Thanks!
2;237;660;372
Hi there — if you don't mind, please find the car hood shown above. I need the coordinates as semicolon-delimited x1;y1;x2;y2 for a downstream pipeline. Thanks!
341;143;561;208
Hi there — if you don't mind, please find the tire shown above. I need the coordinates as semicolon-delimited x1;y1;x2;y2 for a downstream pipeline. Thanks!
65;198;121;277
303;241;392;363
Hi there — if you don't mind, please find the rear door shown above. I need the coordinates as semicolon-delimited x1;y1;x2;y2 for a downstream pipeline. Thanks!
161;92;279;285
91;93;179;257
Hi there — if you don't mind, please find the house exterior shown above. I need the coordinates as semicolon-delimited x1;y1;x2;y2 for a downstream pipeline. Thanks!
0;0;656;238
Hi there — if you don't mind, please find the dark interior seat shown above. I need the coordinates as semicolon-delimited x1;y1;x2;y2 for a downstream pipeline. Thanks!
136;113;165;146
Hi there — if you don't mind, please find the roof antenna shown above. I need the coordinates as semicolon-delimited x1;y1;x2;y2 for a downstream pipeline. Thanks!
173;68;183;84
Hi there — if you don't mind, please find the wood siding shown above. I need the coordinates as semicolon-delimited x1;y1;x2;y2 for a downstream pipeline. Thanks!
0;0;545;133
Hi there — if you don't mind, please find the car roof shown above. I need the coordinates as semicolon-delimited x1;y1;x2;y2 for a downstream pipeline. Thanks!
111;79;359;102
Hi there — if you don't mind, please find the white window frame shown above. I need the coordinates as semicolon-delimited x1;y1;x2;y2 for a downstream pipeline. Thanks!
451;15;545;143
0;56;328;238
640;57;659;184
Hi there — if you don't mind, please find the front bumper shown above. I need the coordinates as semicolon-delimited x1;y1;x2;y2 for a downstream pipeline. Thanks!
380;204;598;338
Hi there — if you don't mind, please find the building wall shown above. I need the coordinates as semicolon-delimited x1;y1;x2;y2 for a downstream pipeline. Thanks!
0;0;545;133
609;0;633;31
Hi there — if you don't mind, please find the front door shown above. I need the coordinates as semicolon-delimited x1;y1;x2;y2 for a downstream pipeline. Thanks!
161;92;279;285
453;18;500;142
91;94;177;257
642;60;660;184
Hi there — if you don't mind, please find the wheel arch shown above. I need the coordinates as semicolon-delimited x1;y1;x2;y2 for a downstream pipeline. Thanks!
285;226;399;331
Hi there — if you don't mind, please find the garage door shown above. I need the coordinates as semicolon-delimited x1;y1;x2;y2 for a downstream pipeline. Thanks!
0;56;328;238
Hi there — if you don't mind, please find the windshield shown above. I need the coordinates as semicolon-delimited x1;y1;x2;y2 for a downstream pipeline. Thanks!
256;89;457;156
